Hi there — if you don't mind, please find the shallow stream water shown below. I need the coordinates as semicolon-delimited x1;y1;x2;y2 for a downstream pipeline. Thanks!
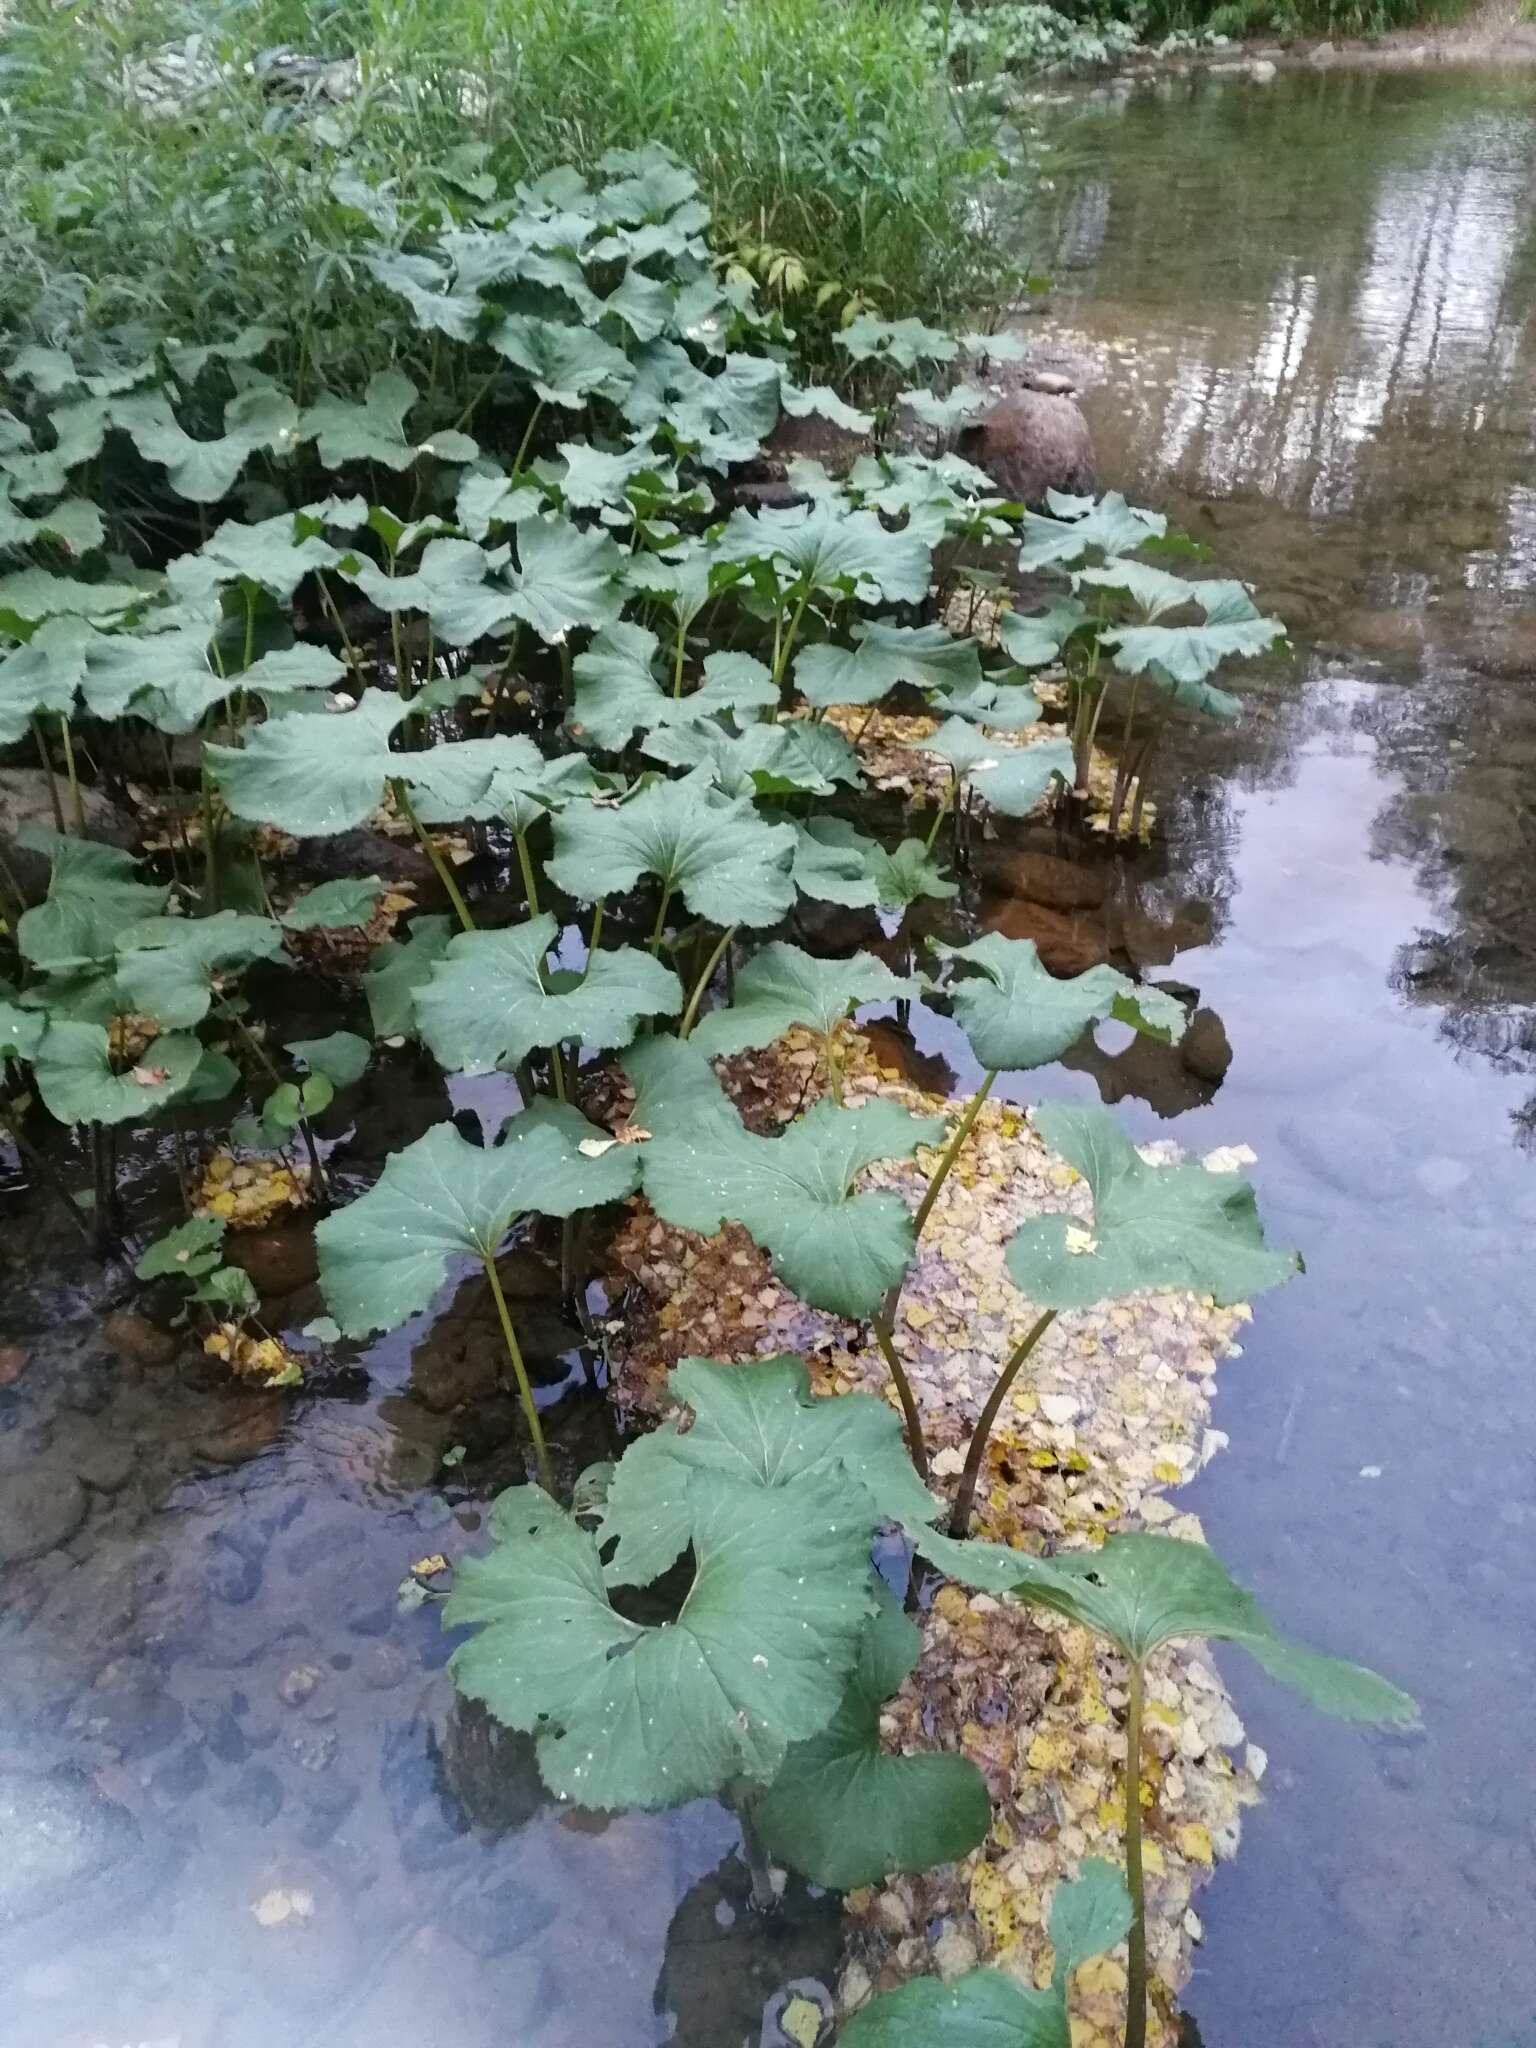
1;57;1534;2048
1027;61;1536;2048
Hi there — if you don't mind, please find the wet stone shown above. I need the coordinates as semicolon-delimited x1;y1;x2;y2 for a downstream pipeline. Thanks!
220;1762;284;1827
0;1465;87;1565
0;1769;141;1928
101;1309;181;1368
444;1869;559;1959
204;1532;263;1605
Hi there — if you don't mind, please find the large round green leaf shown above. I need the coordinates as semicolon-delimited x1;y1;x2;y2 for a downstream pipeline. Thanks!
1006;1101;1300;1311
315;1105;641;1337
755;1592;991;1888
33;1019;202;1125
114;912;284;1028
16;833;169;972
446;1472;878;1809
689;943;914;1060
546;772;796;928
414;913;681;1074
917;720;1073;818
934;933;1184;1073
795;620;981;709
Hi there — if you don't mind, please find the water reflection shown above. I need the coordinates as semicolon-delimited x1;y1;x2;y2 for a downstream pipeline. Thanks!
1039;63;1536;2047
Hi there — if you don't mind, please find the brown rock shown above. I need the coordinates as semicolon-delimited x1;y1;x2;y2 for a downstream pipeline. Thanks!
0;1344;30;1387
975;846;1110;911
225;1223;319;1300
102;1308;181;1368
0;1466;88;1565
1180;1008;1233;1084
980;895;1110;977
192;1397;287;1465
957;391;1096;509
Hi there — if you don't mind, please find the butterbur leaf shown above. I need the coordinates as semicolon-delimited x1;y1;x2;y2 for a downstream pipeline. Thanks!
1016;491;1167;571
112;384;299;504
17;833;169;971
114;912;284;1027
1075;559;1196;620
491;315;631;407
997;599;1089;667
343;538;517;647
0;617;93;744
836;315;958;371
552;440;672;511
1103;580;1284;696
207;692;410;836
780;383;874;434
1049;1860;1134;1984
918;720;1074;817
0;1001;45;1063
503;517;625;643
795;620;981;708
456;470;544;540
33;1020;200;1125
973;1531;1417;1725
570;624;774;749
281;878;386;930
838;1862;1132;2047
755;1590;991;1887
934;934;1185;1072
689;943;913;1059
645;718;859;801
364;914;454;1036
599;1356;940;1588
1006;1100;1301;1310
194;512;343;601
716;503;930;607
135;1215;227;1281
940;675;1043;731
547;774;796;928
286;1030;371;1088
794;819;956;910
898;385;992;430
446;1473;877;1809
414;913;680;1074
316;1107;641;1337
626;1035;945;1318
302;369;474;471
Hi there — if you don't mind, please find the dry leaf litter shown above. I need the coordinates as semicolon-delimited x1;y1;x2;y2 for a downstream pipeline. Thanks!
601;1024;1262;2047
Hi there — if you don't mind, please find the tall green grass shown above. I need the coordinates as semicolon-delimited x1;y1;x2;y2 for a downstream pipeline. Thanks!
0;0;1024;379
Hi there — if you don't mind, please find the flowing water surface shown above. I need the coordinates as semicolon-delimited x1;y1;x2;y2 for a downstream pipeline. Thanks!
1;57;1534;2048
1026;61;1536;2048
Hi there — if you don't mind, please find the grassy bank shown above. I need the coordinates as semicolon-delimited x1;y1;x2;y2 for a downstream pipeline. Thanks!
0;0;1023;383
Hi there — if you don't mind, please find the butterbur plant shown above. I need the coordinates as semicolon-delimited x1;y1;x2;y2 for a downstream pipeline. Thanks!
0;133;1407;2041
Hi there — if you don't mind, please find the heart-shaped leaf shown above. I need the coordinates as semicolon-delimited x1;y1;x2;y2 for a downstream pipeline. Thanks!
547;773;796;928
1006;1101;1300;1310
755;1589;991;1887
793;819;956;910
113;383;298;503
898;385;992;431
302;369;476;471
935;934;1185;1072
114;912;284;1027
0;617;93;744
17;833;169;971
33;1019;201;1125
997;598;1089;667
796;620;982;708
207;692;410;835
626;1035;944;1318
836;316;958;371
1048;1858;1134;1985
343;538;517;646
949;1531;1417;1724
135;1214;227;1281
571;623;775;749
1017;491;1166;571
316;1104;642;1337
1103;580;1284;694
501;516;626;643
446;1472;877;1809
716;503;931;606
918;720;1074;817
414;913;681;1073
690;943;913;1059
492;315;632;407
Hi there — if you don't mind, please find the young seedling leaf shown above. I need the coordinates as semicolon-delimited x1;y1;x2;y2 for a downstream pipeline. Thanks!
446;1472;877;1809
796;620;982;708
690;943;913;1059
547;773;796;927
934;934;1185;1072
625;1035;945;1318
414;913;681;1074
1050;1859;1134;1984
135;1214;228;1282
286;1030;371;1088
755;1589;992;1887
1006;1101;1301;1310
316;1108;641;1337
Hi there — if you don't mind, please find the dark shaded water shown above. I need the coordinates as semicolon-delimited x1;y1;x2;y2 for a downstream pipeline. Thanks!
1030;61;1536;2048
2;57;1534;2048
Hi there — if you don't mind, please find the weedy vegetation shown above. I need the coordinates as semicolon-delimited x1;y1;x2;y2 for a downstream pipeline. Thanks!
0;38;1415;2035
